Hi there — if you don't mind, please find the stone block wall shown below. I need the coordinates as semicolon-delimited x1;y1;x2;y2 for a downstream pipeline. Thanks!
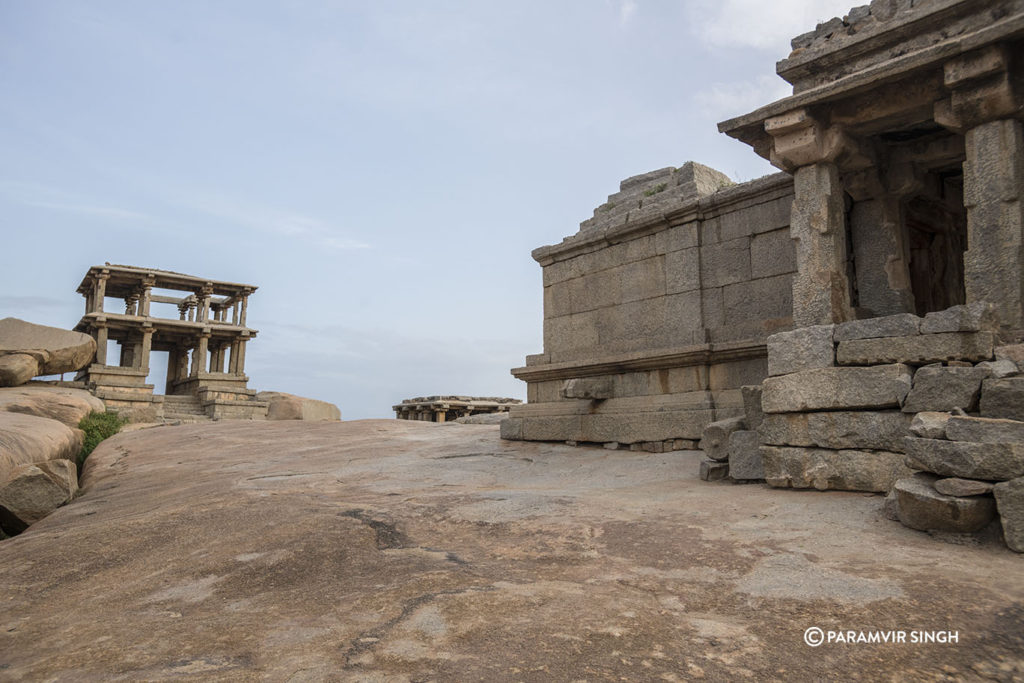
506;165;797;448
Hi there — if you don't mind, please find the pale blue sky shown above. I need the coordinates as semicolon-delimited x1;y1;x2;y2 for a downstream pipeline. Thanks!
0;0;854;418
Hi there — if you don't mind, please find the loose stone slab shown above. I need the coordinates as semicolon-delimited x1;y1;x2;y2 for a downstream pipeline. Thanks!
920;302;999;334
946;415;1024;444
993;477;1024;553
0;463;75;535
766;325;835;376
933;477;994;497
760;364;912;413
728;429;763;480
699;416;745;462
908;412;950;440
761;446;910;493
979;378;1024;421
699;459;729;481
995;344;1024;365
895;473;996;534
901;365;989;413
836;332;994;366
0;355;39;388
740;385;764;430
833;313;921;341
757;410;912;452
903;437;1024;481
975;359;1019;379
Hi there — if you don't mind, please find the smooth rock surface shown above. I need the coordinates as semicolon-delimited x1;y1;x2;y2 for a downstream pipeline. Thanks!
0;385;105;428
727;429;763;480
994;477;1024;553
979;377;1024;421
453;413;508;425
0;420;1022;679
0;318;96;383
761;445;910;493
909;412;950;439
0;354;40;387
0;412;82;484
836;332;994;366
761;364;912;413
934;478;995;497
895;473;996;534
758;410;912;452
698;416;745;462
256;391;341;422
946;415;1024;444
766;324;835;376
901;365;989;413
904;438;1024;482
0;463;74;535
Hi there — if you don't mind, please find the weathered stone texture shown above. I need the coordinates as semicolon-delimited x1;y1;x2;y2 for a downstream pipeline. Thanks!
836;332;994;366
979;378;1024;421
766;324;835;376
0;412;82;485
0;386;105;428
908;412;950;440
560;378;613;400
699;459;729;481
727;430;763;480
257;392;340;422
761;445;909;493
833;313;921;342
904;437;1024;482
849;198;915;317
945;415;1024;444
920;302;999;334
699;417;746;462
895;473;996;534
740;385;764;430
0;355;40;388
933;478;994;497
975;359;1019;379
993;477;1024;553
757;410;912;452
0;318;96;384
761;364;912;413
900;365;989;413
0;461;76;535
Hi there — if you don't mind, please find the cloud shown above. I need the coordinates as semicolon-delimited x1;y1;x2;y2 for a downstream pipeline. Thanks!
688;0;857;51
694;74;792;119
617;0;638;25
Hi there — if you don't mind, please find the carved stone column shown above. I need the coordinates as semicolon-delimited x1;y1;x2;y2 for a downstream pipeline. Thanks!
94;322;108;365
138;325;153;372
93;273;108;313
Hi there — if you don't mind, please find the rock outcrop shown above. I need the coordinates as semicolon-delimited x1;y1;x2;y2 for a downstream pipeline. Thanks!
0;318;96;387
256;391;341;421
0;412;82;484
0;385;105;428
0;460;78;535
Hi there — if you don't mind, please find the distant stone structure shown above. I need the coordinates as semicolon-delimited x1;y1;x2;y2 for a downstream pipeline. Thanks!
74;264;267;421
505;0;1024;550
394;396;521;423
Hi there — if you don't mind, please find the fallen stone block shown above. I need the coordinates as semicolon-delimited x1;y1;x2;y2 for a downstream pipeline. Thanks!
0;318;96;386
761;364;912;413
901;365;988;413
766;325;835;377
0;355;40;388
757;410;912;452
740;385;764;430
979;377;1024;421
975;359;1019;379
933;477;994;497
499;417;523;440
699;416;745;462
895;473;996;534
993;477;1024;552
834;313;921;341
761;445;910;493
920;302;999;334
836;332;994;366
908;412;950;439
728;430;763;480
256;391;341;421
946;415;1024;444
0;462;75;535
904;437;1024;481
699;459;729;481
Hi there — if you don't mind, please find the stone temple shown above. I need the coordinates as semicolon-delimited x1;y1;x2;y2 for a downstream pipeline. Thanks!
503;0;1024;550
74;264;267;421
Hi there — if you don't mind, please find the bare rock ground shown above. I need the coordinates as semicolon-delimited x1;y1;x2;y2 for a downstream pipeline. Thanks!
0;419;1022;681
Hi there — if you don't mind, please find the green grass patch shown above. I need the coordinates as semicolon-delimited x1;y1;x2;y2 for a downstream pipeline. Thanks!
643;183;668;197
78;411;125;467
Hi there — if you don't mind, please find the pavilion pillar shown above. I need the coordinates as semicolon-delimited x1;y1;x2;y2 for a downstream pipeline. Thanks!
125;294;139;316
140;283;152;317
138;326;153;372
192;333;209;378
236;339;247;375
228;340;240;374
94;323;108;365
938;45;1024;329
240;295;249;326
93;273;108;313
435;410;446;423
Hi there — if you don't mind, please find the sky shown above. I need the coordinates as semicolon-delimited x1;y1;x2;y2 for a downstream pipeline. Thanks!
0;0;856;419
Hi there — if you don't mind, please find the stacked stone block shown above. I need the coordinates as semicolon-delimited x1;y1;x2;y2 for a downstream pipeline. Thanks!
697;385;766;482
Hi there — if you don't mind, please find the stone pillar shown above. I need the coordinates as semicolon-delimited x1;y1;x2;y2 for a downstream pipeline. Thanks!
228;340;240;374
790;163;854;326
192;333;209;378
435;410;446;423
93;274;107;313
140;284;152;317
166;349;182;392
120;342;134;369
232;301;239;325
240;295;249;326
963;118;1024;329
138;327;153;371
178;303;188;321
125;295;139;316
849;195;915;316
95;324;108;365
176;347;190;381
236;339;247;375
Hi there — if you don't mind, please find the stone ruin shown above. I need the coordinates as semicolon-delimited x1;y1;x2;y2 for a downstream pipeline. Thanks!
394;396;521;423
504;0;1024;551
74;264;267;421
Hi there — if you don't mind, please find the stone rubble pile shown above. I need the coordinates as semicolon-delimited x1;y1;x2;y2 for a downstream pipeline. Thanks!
697;385;766;483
